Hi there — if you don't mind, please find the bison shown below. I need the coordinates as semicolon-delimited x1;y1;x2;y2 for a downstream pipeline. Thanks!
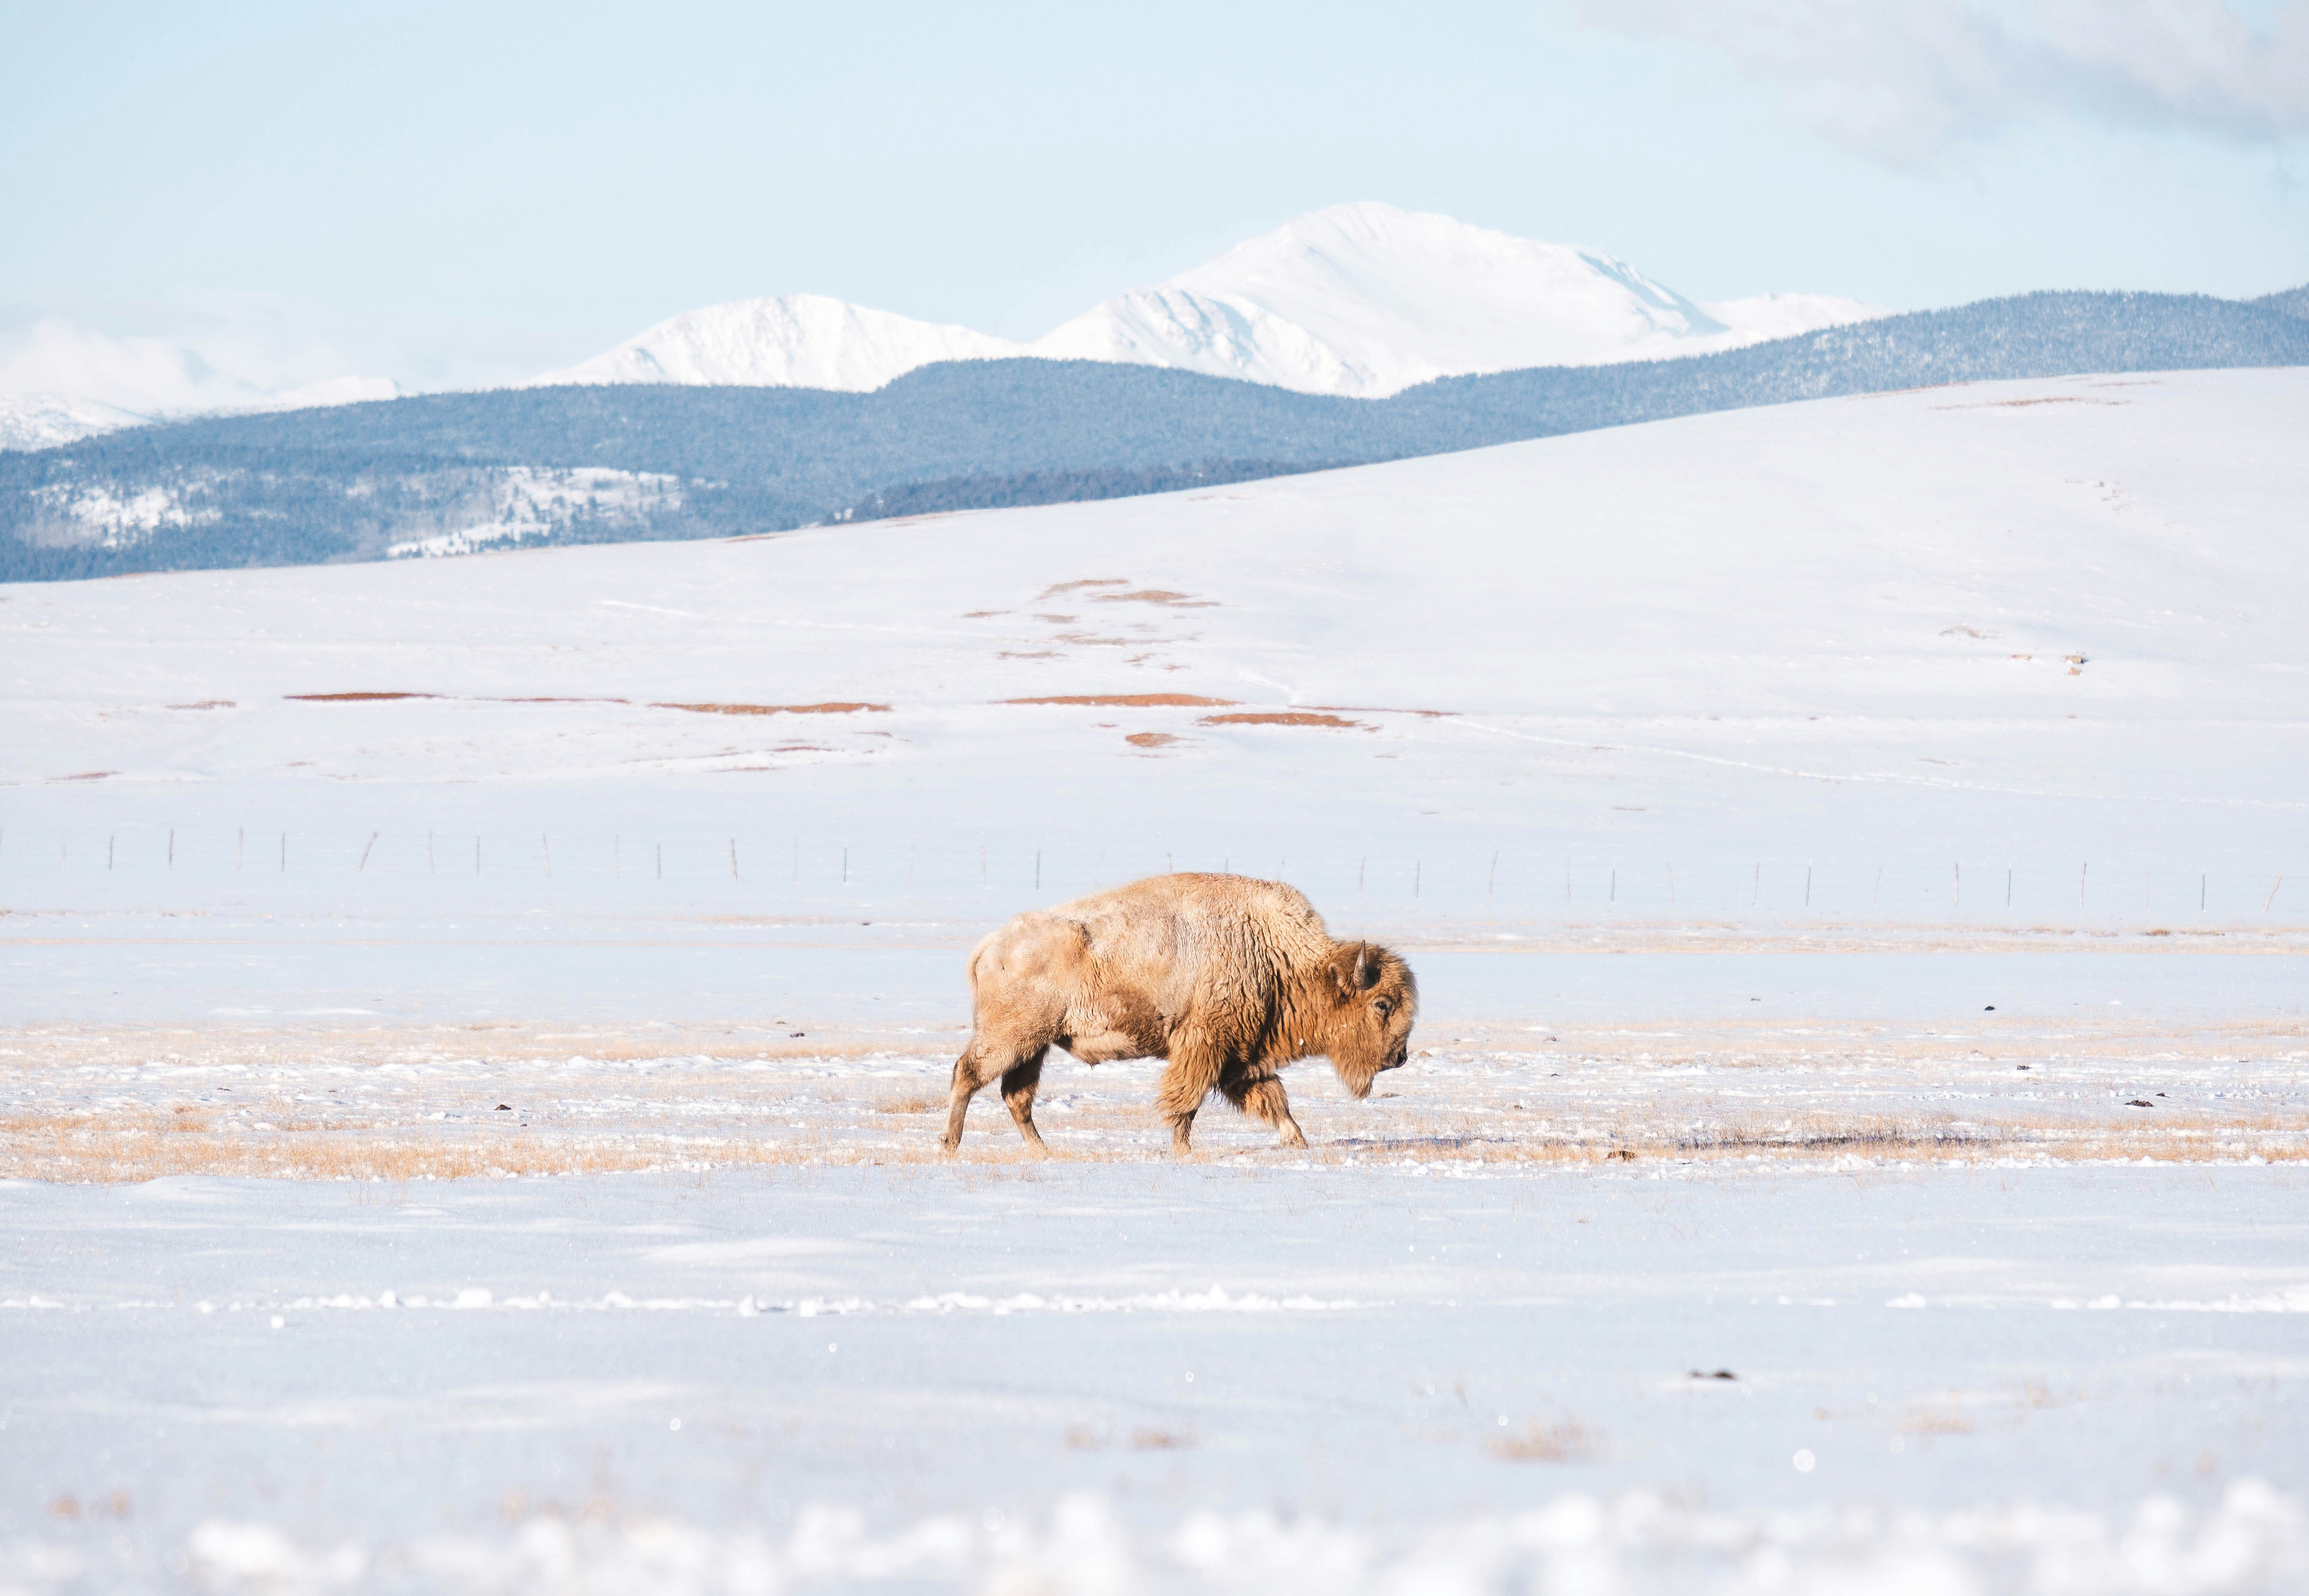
942;872;1418;1154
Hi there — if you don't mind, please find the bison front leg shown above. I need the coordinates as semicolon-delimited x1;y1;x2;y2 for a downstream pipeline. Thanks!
1155;1039;1224;1154
1242;1077;1309;1149
1001;1054;1051;1155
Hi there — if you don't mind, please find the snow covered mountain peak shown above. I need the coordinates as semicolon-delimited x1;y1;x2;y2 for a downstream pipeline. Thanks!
1034;201;1873;397
531;294;1025;392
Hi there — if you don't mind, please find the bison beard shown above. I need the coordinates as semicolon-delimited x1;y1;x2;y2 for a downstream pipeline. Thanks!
942;873;1419;1154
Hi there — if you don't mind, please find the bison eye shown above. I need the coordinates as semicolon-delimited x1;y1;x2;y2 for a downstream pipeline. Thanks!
1373;998;1394;1019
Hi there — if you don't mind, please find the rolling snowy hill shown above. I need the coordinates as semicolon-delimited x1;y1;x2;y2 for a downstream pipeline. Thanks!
8;368;2305;898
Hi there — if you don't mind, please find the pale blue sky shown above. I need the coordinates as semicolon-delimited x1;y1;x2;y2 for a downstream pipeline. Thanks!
3;0;2305;385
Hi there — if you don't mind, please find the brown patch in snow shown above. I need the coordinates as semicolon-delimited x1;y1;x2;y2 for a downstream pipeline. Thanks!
1094;589;1217;608
286;692;441;702
1304;705;1457;719
1200;711;1369;729
1005;694;1239;708
1125;732;1181;749
653;702;891;716
1038;578;1130;598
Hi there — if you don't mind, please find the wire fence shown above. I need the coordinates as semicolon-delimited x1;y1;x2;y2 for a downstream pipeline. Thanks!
1;823;2296;925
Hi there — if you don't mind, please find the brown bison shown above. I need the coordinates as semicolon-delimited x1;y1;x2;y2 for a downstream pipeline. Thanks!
942;872;1418;1153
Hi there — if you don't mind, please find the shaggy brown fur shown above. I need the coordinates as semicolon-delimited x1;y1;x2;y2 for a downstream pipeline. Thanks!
943;873;1418;1154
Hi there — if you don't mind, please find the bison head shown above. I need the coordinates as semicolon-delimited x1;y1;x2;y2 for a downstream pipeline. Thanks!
1323;940;1419;1098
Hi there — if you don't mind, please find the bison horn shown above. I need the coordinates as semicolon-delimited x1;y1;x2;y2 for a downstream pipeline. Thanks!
1355;944;1379;990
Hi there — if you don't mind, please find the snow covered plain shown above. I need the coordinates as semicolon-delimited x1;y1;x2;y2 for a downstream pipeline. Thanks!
2;370;2305;1592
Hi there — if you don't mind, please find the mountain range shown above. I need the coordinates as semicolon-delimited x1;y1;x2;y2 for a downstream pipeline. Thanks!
536;203;1885;399
4;204;1878;448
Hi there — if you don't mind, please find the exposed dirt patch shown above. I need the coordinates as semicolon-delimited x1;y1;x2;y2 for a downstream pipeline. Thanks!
167;700;235;710
286;692;441;702
1199;711;1369;729
1006;694;1239;708
1125;732;1181;749
1039;578;1130;598
1094;589;1217;608
651;702;892;716
1304;705;1457;719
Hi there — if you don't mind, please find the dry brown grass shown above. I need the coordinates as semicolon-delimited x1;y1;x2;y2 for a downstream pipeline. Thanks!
1489;1418;1601;1463
1125;732;1181;749
3;1013;2300;1182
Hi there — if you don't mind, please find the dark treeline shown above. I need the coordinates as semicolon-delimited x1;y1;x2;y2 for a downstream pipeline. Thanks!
5;288;2305;580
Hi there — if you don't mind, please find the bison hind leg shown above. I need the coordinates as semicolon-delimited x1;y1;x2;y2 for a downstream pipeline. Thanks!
1001;1052;1052;1155
942;1042;999;1151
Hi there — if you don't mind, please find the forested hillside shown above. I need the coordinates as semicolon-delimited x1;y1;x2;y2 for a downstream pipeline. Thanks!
5;289;2305;581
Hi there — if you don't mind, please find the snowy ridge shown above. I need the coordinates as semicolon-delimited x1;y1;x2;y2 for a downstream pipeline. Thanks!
531;292;1024;391
0;318;404;451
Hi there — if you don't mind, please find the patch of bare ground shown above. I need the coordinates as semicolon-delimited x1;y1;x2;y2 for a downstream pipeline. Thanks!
650;702;891;716
1004;694;1237;708
1303;705;1457;718
1038;579;1130;598
1125;732;1181;749
1199;711;1370;729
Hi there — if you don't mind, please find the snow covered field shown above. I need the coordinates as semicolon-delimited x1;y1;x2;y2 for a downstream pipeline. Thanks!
3;370;2305;1591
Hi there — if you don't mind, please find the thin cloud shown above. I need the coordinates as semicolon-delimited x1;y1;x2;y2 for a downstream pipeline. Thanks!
1586;0;2309;168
